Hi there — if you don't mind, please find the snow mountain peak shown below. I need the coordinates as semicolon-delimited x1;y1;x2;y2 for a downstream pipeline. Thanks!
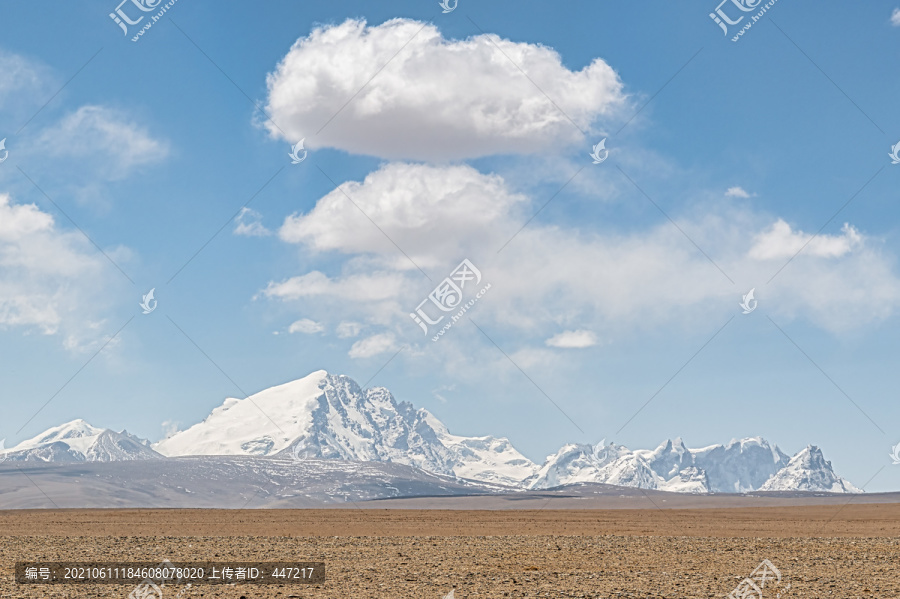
759;445;862;493
7;419;159;463
153;370;537;487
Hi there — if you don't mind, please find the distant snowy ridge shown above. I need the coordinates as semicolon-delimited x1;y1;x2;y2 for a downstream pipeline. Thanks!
10;371;861;494
527;437;799;493
5;419;161;462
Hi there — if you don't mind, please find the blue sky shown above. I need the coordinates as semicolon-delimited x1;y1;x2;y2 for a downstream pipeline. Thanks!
1;0;900;490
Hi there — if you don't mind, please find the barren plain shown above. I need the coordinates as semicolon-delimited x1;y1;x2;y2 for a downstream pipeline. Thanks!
2;503;899;598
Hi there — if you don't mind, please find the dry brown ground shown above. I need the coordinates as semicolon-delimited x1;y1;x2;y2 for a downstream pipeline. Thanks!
1;506;899;598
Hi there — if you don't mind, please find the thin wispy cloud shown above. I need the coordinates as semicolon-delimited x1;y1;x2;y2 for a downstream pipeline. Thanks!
34;105;169;178
725;186;752;198
234;207;272;237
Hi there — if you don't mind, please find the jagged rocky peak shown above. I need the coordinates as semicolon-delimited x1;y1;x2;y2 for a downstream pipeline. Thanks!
759;445;861;493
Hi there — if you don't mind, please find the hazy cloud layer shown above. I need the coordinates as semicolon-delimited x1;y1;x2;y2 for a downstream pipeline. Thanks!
263;163;900;358
0;193;127;349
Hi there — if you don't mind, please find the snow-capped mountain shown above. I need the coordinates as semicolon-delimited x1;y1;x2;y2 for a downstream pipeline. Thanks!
525;441;702;493
690;437;791;492
6;419;161;462
760;446;862;493
419;411;539;484
526;442;656;490
527;437;855;494
154;370;537;486
11;371;860;494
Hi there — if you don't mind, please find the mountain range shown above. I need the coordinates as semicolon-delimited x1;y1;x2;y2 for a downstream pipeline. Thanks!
1;370;861;495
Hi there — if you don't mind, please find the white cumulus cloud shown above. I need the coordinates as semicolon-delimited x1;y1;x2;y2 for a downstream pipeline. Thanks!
891;7;900;26
262;163;900;341
288;318;325;334
546;330;598;349
349;332;398;359
264;18;626;160
749;219;862;260
279;162;528;271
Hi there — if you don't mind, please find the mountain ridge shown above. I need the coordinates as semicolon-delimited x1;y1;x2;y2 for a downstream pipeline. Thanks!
6;370;861;494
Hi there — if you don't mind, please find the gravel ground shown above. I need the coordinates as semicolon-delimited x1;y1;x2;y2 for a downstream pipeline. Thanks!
1;507;898;598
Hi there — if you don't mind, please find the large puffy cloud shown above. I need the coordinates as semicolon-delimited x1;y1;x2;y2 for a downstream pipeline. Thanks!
0;193;126;347
279;162;528;270
262;163;900;350
264;18;626;160
270;162;726;329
